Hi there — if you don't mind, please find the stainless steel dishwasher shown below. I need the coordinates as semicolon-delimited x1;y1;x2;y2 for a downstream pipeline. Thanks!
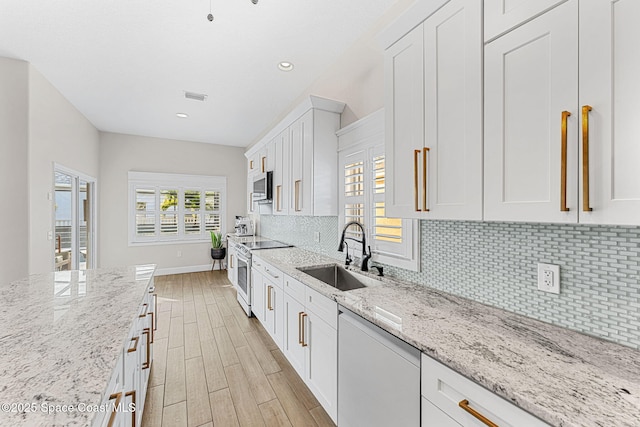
338;306;421;427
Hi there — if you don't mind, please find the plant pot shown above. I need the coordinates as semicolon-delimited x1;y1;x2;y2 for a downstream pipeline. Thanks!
211;248;226;260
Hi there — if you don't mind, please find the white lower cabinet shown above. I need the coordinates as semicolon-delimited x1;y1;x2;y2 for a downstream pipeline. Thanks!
252;256;285;349
281;275;338;423
250;266;265;322
421;355;550;427
95;285;155;427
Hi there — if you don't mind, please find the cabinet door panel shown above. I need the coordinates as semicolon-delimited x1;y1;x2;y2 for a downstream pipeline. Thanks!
273;129;290;215
579;0;640;225
484;0;578;222
384;25;424;219
484;0;567;42
283;293;305;378
424;0;482;219
305;313;337;423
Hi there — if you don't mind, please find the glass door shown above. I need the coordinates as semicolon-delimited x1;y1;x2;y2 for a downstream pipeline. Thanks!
54;166;96;271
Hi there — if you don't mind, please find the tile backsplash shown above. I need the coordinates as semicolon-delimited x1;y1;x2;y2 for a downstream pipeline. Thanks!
258;215;640;349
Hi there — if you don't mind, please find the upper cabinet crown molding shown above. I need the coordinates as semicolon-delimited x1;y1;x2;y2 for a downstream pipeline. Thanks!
245;95;345;159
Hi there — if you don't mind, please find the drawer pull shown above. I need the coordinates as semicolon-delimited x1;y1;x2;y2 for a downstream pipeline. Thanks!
423;147;429;212
413;149;421;212
149;311;155;343
267;285;273;311
138;303;148;318
298;311;304;344
107;392;122;427
142;328;151;369
125;390;136;427
127;336;139;353
459;399;498;427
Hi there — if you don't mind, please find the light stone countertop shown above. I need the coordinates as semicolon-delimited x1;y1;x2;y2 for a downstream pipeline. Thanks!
0;265;156;427
252;247;640;427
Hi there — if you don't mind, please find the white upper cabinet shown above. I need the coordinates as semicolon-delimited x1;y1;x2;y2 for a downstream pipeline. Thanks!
579;0;640;225
273;129;290;216
384;0;483;220
485;0;640;225
245;96;344;217
484;0;578;223
484;0;567;42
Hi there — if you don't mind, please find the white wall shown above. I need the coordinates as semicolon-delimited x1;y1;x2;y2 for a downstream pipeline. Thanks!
27;65;100;274
99;132;246;273
0;58;29;283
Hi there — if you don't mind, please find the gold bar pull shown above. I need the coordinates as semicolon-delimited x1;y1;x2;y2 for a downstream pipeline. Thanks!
250;160;254;170
125;390;136;427
153;294;158;330
138;303;148;318
560;111;571;212
298;312;304;344
230;254;233;268
276;185;282;212
148;311;154;343
261;156;266;172
142;328;151;369
459;399;498;427
423;147;430;212
301;313;308;347
414;149;422;212
267;285;273;311
582;105;593;212
107;392;122;427
127;336;139;353
294;180;302;212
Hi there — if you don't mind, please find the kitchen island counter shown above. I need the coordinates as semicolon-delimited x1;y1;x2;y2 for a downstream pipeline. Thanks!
0;265;156;427
254;247;640;427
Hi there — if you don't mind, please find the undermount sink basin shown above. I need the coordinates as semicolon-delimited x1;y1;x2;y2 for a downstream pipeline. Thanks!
297;265;370;291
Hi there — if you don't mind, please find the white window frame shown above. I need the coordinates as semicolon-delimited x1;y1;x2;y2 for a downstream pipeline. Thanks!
337;110;420;271
128;171;227;246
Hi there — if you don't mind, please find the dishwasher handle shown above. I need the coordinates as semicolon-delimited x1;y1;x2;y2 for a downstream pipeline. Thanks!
339;307;420;367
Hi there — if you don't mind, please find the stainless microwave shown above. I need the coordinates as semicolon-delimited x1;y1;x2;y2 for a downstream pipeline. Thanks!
252;171;273;203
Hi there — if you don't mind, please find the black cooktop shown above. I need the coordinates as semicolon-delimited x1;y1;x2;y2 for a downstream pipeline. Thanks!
241;240;292;250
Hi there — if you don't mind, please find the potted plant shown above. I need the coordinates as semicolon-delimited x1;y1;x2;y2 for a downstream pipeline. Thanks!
210;231;226;261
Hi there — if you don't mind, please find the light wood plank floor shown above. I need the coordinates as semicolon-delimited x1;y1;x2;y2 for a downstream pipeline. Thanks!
142;271;336;427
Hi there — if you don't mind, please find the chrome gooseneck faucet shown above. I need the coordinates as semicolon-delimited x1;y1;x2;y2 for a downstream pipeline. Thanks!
338;221;371;272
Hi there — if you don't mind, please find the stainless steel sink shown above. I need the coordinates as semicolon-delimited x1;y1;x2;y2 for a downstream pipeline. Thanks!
297;265;370;291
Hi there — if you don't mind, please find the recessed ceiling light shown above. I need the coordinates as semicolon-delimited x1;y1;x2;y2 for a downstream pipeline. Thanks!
278;61;294;72
176;113;189;118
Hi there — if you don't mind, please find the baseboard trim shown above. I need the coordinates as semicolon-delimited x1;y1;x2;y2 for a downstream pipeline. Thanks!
155;263;224;276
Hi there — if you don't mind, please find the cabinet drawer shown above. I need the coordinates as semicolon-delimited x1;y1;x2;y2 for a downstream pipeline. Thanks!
305;286;337;329
254;257;284;288
421;355;549;426
422;397;460;426
284;275;305;304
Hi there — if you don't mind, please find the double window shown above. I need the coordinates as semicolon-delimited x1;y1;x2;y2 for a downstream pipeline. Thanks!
339;140;419;271
129;172;226;245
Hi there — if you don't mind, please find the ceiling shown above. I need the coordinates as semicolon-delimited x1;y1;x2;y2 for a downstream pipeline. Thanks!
0;0;398;148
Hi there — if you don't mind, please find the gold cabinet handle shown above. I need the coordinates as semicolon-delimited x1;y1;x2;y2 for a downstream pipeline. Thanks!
301;313;308;347
142;328;151;369
107;392;122;427
153;294;158;330
423;147;430;212
261;156;266;172
139;303;148;318
582;105;593;212
294;180;302;211
298;311;304;344
276;185;282;212
127;336;139;353
459;399;498;427
230;254;233;268
250;159;254;170
267;285;273;311
414;149;422;212
561;111;571;212
125;390;136;427
148;311;154;343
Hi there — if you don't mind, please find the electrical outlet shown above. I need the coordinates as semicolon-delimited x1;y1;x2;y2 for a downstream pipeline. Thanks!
537;263;560;294
314;231;320;243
